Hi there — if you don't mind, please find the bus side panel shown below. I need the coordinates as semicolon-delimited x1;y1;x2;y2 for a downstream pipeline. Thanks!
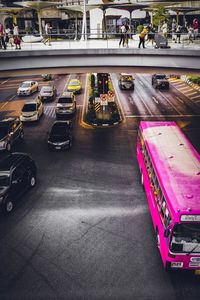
137;143;169;266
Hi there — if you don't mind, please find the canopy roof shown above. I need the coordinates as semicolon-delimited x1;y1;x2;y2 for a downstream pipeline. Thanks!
14;1;61;11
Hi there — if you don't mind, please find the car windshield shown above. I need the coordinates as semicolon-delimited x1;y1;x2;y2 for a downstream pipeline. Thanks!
170;223;200;253
22;104;37;112
0;175;10;186
69;81;79;86
51;124;68;135
41;87;52;93
20;82;31;88
156;75;166;80
121;76;133;81
58;97;72;104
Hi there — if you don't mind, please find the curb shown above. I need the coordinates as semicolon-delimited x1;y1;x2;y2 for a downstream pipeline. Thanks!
182;75;200;92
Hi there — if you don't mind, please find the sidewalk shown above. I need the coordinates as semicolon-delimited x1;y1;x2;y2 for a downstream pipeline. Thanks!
1;36;200;52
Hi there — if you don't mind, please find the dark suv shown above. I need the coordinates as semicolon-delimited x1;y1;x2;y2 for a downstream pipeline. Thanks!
0;117;24;152
152;74;169;90
0;153;37;214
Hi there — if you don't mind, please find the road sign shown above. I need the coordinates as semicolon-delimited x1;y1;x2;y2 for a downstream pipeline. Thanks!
94;103;101;112
107;91;115;102
100;94;108;106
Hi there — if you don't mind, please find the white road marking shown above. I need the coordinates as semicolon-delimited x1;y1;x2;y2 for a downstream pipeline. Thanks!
158;91;183;116
152;96;159;104
0;79;9;85
139;80;144;86
176;96;184;103
190;94;200;100
186;92;198;96
0;101;8;110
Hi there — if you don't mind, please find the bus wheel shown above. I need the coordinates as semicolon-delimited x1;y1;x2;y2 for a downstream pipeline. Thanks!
156;230;160;249
165;261;171;271
141;171;144;186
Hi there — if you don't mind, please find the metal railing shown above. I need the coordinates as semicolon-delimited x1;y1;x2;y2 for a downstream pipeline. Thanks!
1;31;200;51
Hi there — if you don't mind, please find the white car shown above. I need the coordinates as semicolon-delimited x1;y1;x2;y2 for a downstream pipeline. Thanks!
56;92;76;119
17;81;39;96
20;99;44;122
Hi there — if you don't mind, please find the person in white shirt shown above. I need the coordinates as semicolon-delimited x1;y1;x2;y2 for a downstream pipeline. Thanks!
43;23;52;46
119;24;126;47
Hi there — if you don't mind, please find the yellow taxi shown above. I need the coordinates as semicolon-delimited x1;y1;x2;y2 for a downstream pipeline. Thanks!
66;79;82;94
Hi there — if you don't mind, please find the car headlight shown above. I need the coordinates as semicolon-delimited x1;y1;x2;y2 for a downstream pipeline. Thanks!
0;140;6;147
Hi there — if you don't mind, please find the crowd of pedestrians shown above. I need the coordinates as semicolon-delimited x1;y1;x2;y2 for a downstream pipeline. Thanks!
0;18;199;51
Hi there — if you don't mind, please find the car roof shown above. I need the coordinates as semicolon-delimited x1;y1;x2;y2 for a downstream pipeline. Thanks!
23;101;38;105
21;81;35;84
69;79;80;83
0;152;30;172
60;91;73;97
41;85;53;89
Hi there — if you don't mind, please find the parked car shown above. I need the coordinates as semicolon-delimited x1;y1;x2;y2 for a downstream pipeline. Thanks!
17;81;39;96
42;74;52;81
65;79;82;94
20;99;44;122
152;74;169;89
0;152;37;214
47;121;73;150
39;85;57;102
0;117;24;152
56;92;76;119
119;73;135;90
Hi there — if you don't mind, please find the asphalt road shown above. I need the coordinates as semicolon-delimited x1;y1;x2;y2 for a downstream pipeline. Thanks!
0;73;200;300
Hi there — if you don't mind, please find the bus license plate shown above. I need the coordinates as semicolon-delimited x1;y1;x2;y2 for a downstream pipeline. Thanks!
56;146;61;150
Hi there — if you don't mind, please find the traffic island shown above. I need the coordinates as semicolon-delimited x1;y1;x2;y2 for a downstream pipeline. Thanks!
85;73;122;127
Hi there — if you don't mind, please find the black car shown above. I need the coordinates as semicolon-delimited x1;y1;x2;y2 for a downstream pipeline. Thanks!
39;85;57;102
152;74;169;89
118;73;135;90
0;117;24;152
0;153;37;214
47;121;73;150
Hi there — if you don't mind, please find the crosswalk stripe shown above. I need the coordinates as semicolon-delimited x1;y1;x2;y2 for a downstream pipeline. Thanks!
190;95;200;100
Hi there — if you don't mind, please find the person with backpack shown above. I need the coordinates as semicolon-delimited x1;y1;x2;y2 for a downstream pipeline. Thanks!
138;26;149;49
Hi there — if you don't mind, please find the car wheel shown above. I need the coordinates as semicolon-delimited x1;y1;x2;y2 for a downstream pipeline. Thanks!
30;175;36;187
4;199;14;214
6;142;11;152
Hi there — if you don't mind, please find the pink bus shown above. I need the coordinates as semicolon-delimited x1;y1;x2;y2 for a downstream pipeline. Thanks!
137;121;200;271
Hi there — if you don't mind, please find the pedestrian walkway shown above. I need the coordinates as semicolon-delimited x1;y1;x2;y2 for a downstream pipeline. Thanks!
1;36;200;52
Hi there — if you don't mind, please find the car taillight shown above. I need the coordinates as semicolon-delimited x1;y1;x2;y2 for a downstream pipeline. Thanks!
168;252;176;258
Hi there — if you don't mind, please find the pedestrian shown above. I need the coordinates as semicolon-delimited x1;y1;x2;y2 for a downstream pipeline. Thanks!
146;24;155;46
124;23;130;48
0;22;7;50
13;22;19;37
119;24;126;47
188;26;194;44
43;22;52;46
14;35;21;50
171;19;177;41
161;21;168;39
138;26;149;49
193;18;198;40
175;25;181;43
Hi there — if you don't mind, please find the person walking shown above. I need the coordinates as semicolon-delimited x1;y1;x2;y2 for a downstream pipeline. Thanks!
146;24;155;46
43;22;52;46
124;23;130;48
0;22;7;50
138;26;149;49
175;25;181;43
13;22;19;37
193;18;198;40
161;21;168;39
14;35;21;49
119;24;126;47
171;19;176;41
188;26;194;44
